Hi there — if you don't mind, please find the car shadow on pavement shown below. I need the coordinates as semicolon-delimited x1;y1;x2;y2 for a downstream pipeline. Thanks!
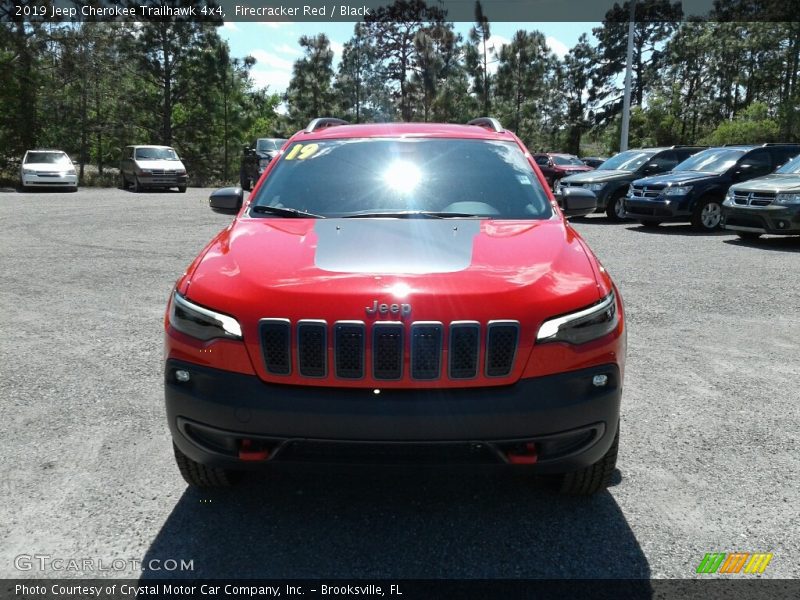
624;223;730;236
723;236;800;253
140;464;651;584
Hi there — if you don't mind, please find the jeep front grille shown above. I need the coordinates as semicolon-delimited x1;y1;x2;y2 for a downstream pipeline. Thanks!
258;319;521;382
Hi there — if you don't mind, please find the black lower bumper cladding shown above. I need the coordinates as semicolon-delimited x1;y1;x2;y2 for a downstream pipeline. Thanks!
165;360;621;473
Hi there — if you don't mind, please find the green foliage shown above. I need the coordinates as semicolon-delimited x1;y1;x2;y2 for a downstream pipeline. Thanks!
702;102;781;146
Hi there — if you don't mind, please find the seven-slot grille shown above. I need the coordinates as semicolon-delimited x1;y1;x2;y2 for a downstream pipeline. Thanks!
732;191;776;207
629;184;665;198
258;319;520;381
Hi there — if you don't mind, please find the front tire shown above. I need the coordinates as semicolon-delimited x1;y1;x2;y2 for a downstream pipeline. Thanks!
240;170;251;192
605;192;627;222
691;197;723;231
558;427;619;495
133;176;143;193
178;185;187;193
173;443;240;488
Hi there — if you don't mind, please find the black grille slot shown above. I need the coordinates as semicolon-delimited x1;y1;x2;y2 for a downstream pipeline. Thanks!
260;320;291;375
373;323;404;380
486;322;519;377
411;323;443;380
335;322;365;379
449;323;479;379
297;321;327;377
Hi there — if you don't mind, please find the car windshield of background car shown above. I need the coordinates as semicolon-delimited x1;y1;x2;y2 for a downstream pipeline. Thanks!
597;151;653;171
776;154;800;174
673;148;746;174
250;138;553;219
135;147;179;160
552;155;585;166
25;151;69;164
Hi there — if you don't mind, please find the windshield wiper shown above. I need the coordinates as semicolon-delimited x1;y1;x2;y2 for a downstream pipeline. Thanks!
342;210;482;219
251;205;325;218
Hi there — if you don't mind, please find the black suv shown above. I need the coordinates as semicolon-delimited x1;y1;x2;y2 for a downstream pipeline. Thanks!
558;146;705;221
239;137;287;191
623;144;800;231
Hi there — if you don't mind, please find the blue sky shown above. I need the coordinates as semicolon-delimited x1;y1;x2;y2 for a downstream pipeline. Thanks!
219;22;599;95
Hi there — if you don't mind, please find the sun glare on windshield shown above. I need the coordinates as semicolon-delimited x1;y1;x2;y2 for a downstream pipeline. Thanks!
383;160;422;193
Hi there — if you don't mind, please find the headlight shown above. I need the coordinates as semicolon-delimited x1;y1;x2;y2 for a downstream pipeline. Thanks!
169;292;242;340
65;168;76;175
583;183;606;192
775;192;800;205
536;292;619;345
665;185;692;196
723;189;735;207
22;168;34;174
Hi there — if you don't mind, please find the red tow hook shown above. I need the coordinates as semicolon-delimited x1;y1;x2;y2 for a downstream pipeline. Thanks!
238;439;270;461
506;442;538;465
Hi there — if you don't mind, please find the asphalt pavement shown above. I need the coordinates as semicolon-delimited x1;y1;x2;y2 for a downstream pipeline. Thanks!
0;187;798;579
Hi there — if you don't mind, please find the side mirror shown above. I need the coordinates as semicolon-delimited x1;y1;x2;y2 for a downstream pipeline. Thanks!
558;187;597;218
209;187;243;214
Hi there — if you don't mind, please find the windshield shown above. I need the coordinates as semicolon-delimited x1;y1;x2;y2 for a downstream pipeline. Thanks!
673;148;745;174
25;151;69;164
597;150;654;172
776;154;800;174
135;147;179;160
256;138;288;153
551;155;585;166
250;138;552;219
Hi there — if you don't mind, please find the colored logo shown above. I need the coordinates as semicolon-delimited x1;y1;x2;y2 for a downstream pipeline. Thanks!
696;552;773;574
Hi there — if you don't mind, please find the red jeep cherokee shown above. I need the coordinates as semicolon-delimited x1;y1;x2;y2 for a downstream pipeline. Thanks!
164;118;626;495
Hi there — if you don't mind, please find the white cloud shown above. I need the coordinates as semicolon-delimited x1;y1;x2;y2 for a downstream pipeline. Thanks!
485;35;510;75
249;49;294;72
546;36;569;59
258;22;293;29
250;68;293;94
329;40;344;68
274;43;301;56
222;21;238;32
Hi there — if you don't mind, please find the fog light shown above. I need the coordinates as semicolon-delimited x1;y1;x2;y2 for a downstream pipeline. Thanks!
592;374;608;387
175;369;191;382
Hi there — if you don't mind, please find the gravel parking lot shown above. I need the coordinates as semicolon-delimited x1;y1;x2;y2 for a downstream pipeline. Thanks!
1;186;798;580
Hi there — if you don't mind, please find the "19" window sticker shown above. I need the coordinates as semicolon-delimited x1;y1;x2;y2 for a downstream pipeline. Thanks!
283;143;320;161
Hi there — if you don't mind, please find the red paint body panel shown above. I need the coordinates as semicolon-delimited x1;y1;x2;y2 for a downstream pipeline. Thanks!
165;123;625;390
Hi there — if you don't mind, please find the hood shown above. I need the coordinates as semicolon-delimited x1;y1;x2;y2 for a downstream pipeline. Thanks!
134;159;186;171
634;171;718;186
561;169;632;184
185;218;606;377
730;173;800;193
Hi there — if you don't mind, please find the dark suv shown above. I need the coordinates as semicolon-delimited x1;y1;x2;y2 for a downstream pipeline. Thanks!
623;144;800;231
239;137;287;191
558;146;705;221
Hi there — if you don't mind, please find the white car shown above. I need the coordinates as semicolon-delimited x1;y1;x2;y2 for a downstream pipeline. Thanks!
20;150;78;191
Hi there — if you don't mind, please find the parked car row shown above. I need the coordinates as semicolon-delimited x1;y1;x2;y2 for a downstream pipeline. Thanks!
557;143;800;237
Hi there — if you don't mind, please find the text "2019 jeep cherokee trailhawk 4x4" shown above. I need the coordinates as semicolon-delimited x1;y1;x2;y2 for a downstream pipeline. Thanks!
164;118;626;495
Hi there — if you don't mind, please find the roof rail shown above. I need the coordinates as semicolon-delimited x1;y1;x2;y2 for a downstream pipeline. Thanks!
761;142;800;147
669;144;707;148
467;117;504;133
305;118;349;133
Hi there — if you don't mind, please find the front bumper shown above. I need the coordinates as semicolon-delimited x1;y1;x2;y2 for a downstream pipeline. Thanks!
722;204;800;235
623;196;690;220
165;359;622;473
21;174;77;187
138;174;187;188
